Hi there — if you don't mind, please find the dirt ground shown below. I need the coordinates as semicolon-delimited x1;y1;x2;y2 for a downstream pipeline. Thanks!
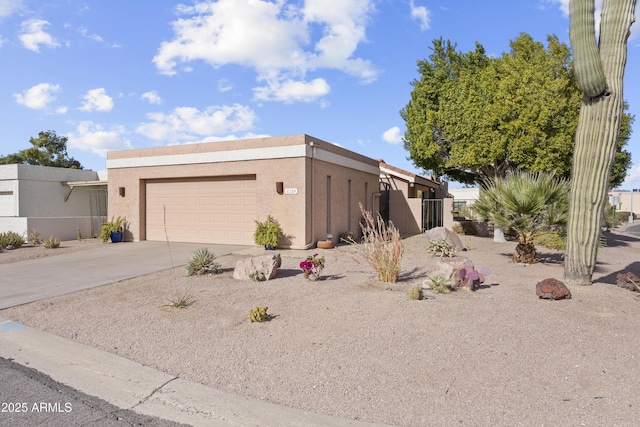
2;228;640;426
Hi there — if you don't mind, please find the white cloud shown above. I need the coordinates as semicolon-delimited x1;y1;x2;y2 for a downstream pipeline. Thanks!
66;121;132;157
217;78;233;92
19;19;60;52
409;0;431;31
153;0;379;103
80;88;114;112
141;91;162;105
136;104;257;143
254;77;330;103
13;82;61;110
0;0;23;19
382;126;403;145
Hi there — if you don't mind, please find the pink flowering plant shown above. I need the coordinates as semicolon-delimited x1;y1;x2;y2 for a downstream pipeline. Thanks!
299;253;325;281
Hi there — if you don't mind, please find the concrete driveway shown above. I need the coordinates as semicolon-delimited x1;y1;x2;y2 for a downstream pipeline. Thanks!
0;241;250;310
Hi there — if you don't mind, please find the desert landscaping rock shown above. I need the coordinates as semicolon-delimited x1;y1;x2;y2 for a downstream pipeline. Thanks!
431;256;473;287
536;278;572;300
425;226;464;250
232;253;282;280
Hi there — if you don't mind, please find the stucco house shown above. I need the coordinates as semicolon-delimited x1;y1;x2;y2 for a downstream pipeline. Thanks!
106;134;384;249
379;160;452;235
106;135;455;249
0;164;107;240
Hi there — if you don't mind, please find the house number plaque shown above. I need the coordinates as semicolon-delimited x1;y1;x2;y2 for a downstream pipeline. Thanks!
284;188;298;195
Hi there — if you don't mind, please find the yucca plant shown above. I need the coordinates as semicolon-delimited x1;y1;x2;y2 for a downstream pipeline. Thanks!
186;248;221;276
473;170;569;264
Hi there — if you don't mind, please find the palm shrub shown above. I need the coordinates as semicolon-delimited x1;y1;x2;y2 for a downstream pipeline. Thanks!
347;203;404;282
473;170;569;264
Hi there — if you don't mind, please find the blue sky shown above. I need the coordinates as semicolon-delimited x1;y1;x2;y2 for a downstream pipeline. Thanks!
1;0;638;189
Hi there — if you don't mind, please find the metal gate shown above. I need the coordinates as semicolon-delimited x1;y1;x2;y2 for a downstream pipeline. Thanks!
422;199;443;231
89;188;108;238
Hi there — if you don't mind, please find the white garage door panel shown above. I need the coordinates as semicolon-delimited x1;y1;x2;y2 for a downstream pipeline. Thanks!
146;177;256;245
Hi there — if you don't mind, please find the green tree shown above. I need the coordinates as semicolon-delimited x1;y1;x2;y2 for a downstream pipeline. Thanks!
473;171;570;264
564;0;637;286
0;130;83;169
401;33;632;186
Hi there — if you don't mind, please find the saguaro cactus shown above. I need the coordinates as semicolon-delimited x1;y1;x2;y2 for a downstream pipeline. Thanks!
564;0;637;286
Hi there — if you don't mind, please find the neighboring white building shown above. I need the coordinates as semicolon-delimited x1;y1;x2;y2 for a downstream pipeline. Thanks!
0;164;107;240
448;187;480;219
608;189;640;221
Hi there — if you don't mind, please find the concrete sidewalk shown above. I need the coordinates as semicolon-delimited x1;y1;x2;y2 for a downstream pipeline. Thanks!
0;241;248;310
0;319;382;427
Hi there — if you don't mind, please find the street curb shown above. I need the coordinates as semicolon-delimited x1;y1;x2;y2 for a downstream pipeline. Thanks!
0;318;386;427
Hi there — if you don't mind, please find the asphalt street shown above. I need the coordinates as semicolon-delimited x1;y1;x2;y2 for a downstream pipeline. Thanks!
0;356;188;427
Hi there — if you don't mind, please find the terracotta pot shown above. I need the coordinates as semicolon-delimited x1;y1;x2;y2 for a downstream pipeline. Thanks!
316;240;334;249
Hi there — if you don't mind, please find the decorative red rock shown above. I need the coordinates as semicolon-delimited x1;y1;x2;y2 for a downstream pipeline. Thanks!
536;278;571;300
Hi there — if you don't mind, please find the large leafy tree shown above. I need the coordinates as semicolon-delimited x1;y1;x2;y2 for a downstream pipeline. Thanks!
401;33;632;186
0;130;83;169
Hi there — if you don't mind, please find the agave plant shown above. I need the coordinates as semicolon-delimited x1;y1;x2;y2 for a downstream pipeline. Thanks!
473;170;569;264
186;248;221;276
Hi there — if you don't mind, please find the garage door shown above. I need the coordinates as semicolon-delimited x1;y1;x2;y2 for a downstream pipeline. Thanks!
146;176;257;245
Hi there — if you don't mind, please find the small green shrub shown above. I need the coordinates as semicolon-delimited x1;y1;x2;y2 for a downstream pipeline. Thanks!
249;306;269;322
77;228;82;241
253;215;282;248
0;231;25;249
423;274;455;294
43;236;61;249
534;232;566;250
186;248;221;276
426;239;458;258
27;229;42;245
452;221;478;236
406;286;423;300
249;271;266;282
100;216;126;242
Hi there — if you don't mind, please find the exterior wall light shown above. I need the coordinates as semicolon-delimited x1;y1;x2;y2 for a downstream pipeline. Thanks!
276;182;284;194
119;187;125;197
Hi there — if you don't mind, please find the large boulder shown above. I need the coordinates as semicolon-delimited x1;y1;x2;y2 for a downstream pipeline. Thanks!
233;254;282;281
426;227;464;250
536;278;571;300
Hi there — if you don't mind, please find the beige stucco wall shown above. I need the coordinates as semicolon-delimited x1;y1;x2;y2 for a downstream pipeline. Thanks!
107;134;380;248
388;190;421;235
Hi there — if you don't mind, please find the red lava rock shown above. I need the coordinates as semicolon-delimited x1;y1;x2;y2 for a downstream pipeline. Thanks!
536;278;571;300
